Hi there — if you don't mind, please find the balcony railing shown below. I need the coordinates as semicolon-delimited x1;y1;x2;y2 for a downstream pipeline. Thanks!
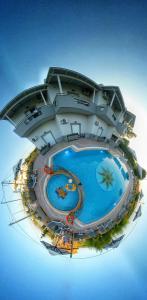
14;105;55;137
116;122;127;135
96;105;117;126
54;94;96;115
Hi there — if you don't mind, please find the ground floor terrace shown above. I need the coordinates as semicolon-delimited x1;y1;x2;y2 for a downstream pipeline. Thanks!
31;138;134;237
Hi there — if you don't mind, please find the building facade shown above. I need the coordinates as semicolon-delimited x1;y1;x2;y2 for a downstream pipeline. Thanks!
0;67;136;149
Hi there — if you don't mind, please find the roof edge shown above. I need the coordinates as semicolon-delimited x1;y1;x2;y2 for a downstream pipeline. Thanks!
45;66;101;90
0;84;48;119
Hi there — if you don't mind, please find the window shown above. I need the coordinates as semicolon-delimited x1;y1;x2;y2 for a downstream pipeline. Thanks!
97;126;103;136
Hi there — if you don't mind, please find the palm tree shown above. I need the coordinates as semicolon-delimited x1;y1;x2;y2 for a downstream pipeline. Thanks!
98;167;114;188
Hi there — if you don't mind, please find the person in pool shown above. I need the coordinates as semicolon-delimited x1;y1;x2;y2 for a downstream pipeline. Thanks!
56;187;67;199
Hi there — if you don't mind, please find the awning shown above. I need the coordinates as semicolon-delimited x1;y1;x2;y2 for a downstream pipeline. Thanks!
133;205;142;222
41;241;69;255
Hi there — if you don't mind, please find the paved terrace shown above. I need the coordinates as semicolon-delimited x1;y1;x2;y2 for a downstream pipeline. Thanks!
33;138;134;232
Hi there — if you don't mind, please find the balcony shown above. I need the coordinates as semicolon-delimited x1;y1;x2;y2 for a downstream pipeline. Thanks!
14;105;55;137
96;105;117;126
116;122;127;135
54;94;96;115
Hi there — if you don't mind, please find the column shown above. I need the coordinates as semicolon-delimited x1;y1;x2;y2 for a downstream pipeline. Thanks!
5;114;16;127
110;92;115;108
40;91;47;105
57;75;63;94
118;111;124;122
92;89;96;103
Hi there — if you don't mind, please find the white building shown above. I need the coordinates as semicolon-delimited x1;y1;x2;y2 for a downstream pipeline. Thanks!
0;67;135;149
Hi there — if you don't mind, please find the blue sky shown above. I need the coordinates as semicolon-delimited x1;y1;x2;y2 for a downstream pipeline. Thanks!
0;1;147;299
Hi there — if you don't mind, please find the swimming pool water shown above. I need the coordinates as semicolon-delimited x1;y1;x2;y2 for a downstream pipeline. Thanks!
46;174;79;211
46;147;129;224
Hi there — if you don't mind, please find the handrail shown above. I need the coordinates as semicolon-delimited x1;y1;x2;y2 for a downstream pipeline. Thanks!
15;104;53;127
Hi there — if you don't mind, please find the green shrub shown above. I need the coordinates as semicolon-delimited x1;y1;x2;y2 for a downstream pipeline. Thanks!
122;138;129;147
142;168;146;179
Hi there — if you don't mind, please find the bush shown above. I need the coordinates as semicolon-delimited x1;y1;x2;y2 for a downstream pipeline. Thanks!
83;232;112;250
24;148;39;165
142;168;146;179
122;138;129;147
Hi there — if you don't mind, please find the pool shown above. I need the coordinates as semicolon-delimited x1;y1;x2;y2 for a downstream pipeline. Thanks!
46;147;129;224
46;174;79;211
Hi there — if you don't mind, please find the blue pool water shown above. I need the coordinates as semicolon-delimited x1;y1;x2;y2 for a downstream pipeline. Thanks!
46;147;129;224
46;174;79;211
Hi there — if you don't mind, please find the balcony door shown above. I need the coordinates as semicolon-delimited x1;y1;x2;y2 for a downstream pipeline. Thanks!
97;126;103;137
41;131;56;146
71;123;81;135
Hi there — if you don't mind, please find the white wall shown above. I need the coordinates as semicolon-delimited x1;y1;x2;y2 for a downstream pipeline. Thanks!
56;113;88;136
27;112;117;149
87;115;113;138
7;80;125;148
48;84;59;103
27;118;61;149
